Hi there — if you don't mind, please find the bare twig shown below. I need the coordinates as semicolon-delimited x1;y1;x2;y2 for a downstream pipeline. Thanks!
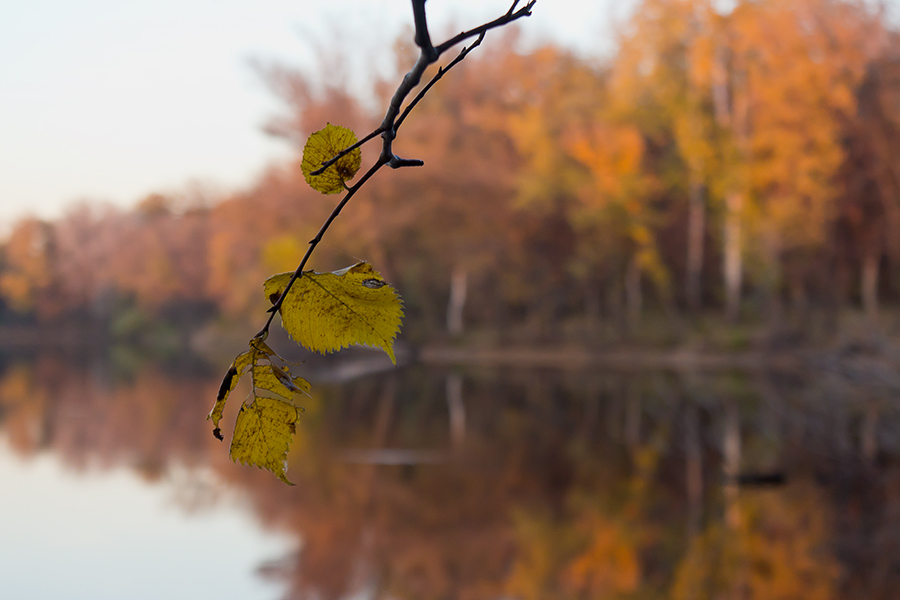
377;0;534;169
395;32;486;131
435;0;535;54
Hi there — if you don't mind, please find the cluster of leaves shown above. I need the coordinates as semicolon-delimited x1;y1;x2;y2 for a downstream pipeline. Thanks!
205;1;535;483
208;336;309;484
208;254;402;483
209;123;396;483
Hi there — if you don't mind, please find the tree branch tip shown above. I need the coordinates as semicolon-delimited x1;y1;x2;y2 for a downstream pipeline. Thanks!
389;156;425;169
463;33;485;53
514;0;537;16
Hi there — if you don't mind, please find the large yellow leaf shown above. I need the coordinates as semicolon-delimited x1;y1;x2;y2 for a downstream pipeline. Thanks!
230;396;302;485
264;262;404;364
300;123;362;194
207;335;309;484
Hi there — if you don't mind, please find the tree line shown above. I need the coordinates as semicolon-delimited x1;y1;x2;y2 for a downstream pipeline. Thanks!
2;0;899;345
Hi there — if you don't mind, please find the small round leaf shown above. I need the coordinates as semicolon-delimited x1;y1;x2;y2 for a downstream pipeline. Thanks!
301;123;362;194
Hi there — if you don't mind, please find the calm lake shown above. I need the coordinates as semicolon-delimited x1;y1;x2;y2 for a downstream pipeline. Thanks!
1;347;898;599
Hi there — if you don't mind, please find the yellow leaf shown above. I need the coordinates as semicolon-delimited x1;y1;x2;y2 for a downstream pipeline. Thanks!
253;363;311;398
207;335;310;483
229;396;301;485
264;262;404;364
301;123;362;194
208;348;253;440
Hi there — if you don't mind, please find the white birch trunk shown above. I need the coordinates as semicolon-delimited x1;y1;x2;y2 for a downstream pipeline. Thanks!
446;373;466;453
686;174;706;312
625;255;642;329
724;192;743;322
446;267;468;335
862;251;880;321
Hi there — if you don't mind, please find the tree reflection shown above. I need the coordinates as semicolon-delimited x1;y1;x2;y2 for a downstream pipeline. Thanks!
0;354;899;599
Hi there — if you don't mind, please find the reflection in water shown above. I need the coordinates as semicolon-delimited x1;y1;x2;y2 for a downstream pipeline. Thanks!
1;351;899;599
0;441;294;600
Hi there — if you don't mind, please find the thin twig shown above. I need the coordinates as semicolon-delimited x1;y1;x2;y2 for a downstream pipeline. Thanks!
395;32;486;132
435;0;535;54
256;157;387;337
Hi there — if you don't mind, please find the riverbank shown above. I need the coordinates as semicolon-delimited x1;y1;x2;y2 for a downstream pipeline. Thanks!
2;309;899;380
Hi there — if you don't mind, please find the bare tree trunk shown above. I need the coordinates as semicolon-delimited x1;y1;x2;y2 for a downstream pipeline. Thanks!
584;277;602;336
862;250;880;321
724;192;743;322
722;398;742;530
446;266;468;335
686;173;706;312
712;37;748;325
373;376;398;448
625;379;641;450
626;255;642;329
862;401;879;462
790;280;807;322
607;279;625;337
684;403;703;538
763;230;783;326
446;373;466;454
582;377;600;443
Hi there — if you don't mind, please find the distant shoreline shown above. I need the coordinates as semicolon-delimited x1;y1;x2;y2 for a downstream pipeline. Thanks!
416;344;801;372
0;322;896;383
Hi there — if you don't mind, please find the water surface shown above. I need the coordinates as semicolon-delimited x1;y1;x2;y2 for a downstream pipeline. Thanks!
1;351;898;599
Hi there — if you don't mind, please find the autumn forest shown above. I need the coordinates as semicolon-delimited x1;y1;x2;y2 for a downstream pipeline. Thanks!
2;0;900;350
5;1;900;599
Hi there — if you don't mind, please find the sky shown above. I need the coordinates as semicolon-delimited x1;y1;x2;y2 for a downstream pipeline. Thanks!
0;0;628;232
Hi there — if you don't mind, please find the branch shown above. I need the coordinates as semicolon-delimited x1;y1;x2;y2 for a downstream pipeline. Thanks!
313;0;535;175
379;0;534;166
435;0;535;54
256;0;536;337
411;0;437;59
395;32;486;132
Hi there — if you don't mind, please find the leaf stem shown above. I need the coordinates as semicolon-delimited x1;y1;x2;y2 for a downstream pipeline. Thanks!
435;1;535;55
395;32;486;132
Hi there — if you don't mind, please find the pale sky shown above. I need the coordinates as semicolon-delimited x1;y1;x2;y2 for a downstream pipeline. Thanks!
0;0;626;231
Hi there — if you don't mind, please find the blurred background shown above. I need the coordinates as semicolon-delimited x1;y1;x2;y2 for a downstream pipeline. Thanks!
3;0;900;598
